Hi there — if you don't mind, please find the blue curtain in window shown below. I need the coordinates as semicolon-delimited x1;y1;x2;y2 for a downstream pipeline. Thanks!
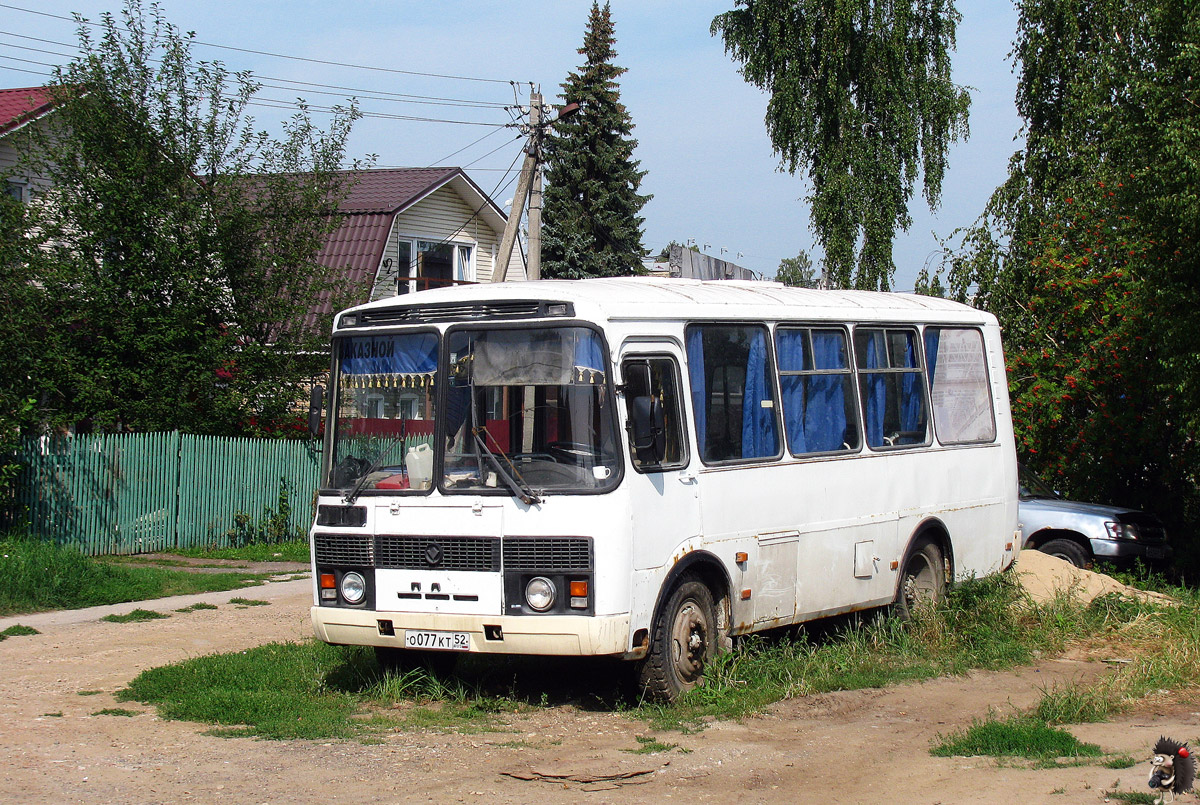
863;334;886;447
924;329;941;385
686;329;707;458
741;329;777;458
776;330;808;454
340;333;437;375
900;336;923;434
808;332;848;452
572;331;606;382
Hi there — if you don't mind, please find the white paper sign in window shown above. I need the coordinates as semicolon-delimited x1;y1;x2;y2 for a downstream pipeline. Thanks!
925;327;996;444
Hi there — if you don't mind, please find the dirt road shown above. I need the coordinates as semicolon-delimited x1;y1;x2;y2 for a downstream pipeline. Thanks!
3;582;1196;804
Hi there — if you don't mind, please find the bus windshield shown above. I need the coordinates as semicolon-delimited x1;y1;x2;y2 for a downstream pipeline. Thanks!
441;326;620;494
331;331;439;494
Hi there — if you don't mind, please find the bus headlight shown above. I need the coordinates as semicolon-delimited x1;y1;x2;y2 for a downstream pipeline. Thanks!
340;571;366;604
525;577;556;611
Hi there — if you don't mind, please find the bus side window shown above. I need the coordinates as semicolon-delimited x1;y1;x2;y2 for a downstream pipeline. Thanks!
622;357;687;472
775;327;860;455
924;327;996;444
854;327;929;449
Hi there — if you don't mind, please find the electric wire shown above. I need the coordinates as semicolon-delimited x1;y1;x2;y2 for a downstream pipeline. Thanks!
0;52;512;127
0;31;514;110
0;3;521;85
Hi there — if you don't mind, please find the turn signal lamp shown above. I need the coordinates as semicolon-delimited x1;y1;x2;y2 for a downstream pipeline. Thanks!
319;573;337;601
569;579;588;609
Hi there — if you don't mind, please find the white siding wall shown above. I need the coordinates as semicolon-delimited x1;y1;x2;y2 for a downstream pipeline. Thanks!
368;183;525;300
1;118;57;198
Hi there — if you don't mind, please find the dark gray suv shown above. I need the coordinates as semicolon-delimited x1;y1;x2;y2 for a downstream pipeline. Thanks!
1019;467;1172;569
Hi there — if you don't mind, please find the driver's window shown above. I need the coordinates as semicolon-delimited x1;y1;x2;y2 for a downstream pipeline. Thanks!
622;356;688;472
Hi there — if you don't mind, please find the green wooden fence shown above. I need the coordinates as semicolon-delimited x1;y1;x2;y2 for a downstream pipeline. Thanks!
14;431;322;555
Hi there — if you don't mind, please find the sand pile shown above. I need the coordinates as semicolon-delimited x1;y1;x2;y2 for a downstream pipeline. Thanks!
1013;549;1174;606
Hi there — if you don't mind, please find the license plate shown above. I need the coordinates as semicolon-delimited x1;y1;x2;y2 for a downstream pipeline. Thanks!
404;630;470;651
1146;546;1166;559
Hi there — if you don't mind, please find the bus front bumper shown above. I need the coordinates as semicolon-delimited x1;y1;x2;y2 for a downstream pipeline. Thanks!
311;607;633;658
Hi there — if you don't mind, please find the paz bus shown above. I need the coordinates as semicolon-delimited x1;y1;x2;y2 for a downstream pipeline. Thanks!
307;277;1019;700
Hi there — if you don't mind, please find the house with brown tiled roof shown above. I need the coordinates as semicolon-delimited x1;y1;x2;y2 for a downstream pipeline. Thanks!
311;166;525;324
0;86;57;203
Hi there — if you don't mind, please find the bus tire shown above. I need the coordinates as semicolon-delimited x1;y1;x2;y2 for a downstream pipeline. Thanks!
374;646;458;677
637;576;717;702
894;539;946;621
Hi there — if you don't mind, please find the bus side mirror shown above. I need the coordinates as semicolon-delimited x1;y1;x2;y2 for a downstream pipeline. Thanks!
624;362;665;464
308;385;324;439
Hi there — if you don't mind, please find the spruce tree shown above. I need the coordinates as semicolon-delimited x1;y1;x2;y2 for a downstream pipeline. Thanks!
541;1;650;279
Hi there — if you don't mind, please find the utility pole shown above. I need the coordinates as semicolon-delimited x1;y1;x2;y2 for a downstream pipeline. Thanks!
492;89;577;283
526;93;544;281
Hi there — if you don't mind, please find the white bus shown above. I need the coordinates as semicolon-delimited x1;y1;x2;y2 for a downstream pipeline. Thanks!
308;277;1019;700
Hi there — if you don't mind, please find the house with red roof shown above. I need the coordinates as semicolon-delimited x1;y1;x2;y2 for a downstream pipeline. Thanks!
311;166;523;323
2;84;524;305
0;86;57;203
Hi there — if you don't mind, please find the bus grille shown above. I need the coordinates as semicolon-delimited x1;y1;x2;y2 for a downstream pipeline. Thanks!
375;535;501;571
503;538;593;571
314;533;373;566
319;535;596;573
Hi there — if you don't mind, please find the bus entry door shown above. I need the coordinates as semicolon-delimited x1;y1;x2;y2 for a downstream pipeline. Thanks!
620;345;703;571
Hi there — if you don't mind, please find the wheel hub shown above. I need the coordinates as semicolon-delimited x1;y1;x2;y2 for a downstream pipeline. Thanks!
670;601;708;680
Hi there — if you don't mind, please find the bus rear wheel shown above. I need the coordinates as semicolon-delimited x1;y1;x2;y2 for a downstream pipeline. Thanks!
638;576;718;702
895;539;946;620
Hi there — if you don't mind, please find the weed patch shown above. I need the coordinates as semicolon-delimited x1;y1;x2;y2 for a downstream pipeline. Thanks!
228;597;269;607
931;714;1101;759
101;609;169;623
92;708;140;717
1103;791;1157;804
175;603;218;613
625;735;687;754
0;624;39;640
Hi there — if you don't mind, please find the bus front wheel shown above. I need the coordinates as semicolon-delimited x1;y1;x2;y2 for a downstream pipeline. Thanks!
638;576;718;702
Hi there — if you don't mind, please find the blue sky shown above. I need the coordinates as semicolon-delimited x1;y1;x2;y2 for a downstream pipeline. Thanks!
0;0;1023;290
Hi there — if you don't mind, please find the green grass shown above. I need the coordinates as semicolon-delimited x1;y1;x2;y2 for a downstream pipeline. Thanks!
119;641;376;740
167;540;309;563
0;537;275;616
101;608;170;623
625;735;687;754
0;624;39;640
175;602;218;613
1103;792;1158;804
228;597;269;607
931;714;1102;759
92;708;140;717
77;690;103;696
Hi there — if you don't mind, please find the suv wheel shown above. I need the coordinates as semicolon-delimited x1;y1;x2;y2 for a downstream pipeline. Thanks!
1036;538;1091;569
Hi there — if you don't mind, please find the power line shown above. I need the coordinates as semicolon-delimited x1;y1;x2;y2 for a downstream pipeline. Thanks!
0;51;512;127
0;30;515;110
0;3;523;86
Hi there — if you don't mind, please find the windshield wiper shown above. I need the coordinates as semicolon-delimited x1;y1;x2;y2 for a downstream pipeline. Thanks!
342;434;405;504
471;427;541;505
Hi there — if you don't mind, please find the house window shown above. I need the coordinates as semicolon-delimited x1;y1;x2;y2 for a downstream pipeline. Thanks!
4;181;27;203
390;239;475;295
